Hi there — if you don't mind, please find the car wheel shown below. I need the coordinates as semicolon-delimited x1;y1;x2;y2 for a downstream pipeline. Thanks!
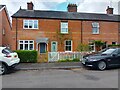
97;61;107;70
0;63;8;75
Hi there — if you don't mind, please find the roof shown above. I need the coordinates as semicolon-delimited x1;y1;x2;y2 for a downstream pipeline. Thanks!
0;5;5;10
12;9;120;22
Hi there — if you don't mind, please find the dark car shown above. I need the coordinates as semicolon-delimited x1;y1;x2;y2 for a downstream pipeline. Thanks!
81;48;120;70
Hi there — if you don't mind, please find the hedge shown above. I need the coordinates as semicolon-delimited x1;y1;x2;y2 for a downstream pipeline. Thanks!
108;44;120;47
15;50;38;63
58;58;80;62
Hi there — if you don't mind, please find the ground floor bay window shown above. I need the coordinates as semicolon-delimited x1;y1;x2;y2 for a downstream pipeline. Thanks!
19;40;34;50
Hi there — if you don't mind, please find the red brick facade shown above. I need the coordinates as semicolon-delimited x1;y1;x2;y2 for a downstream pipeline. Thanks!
11;18;120;51
0;6;12;47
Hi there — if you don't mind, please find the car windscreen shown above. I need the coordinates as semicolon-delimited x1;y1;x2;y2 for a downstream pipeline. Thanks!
2;48;13;54
102;49;116;54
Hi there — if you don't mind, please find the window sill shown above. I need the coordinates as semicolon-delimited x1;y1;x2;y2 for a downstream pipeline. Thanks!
65;51;72;52
60;32;69;34
23;28;39;30
92;33;100;35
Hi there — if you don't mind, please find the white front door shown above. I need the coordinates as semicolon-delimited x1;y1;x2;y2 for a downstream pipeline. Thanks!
51;41;57;52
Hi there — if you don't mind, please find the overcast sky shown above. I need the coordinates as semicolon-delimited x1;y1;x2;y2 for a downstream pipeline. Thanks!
0;0;120;19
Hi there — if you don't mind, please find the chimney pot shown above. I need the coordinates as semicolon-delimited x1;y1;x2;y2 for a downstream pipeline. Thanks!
106;6;113;14
67;4;77;12
27;2;34;10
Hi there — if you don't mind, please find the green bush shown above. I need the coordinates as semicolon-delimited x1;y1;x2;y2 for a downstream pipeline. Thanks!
108;44;120;47
15;50;38;63
58;58;80;62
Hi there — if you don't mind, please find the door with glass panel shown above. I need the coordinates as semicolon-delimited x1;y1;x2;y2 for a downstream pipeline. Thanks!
51;41;57;52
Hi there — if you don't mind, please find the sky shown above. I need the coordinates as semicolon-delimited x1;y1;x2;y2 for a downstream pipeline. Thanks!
0;0;120;20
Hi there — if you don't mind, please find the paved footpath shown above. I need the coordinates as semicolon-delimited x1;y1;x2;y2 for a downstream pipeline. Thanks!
16;62;82;70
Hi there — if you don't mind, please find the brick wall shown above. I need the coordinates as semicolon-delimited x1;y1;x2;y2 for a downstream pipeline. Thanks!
82;21;119;45
12;17;119;51
12;18;82;51
2;8;12;48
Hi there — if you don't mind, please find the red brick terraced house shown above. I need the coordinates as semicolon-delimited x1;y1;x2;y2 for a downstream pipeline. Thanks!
11;2;120;62
0;5;12;47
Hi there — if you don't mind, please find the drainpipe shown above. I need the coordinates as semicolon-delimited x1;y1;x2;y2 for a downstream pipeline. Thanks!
81;21;83;44
16;18;18;50
118;22;120;44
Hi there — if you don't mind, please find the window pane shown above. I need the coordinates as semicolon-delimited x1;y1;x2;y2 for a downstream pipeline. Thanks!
61;28;68;33
30;41;33;43
66;46;71;51
66;41;71;45
20;44;23;50
92;22;99;27
24;23;28;28
30;44;33;50
25;44;28;50
24;20;28;28
112;42;116;45
20;41;23;43
29;20;33;28
25;41;28;43
34;20;38;28
92;27;99;34
61;23;68;28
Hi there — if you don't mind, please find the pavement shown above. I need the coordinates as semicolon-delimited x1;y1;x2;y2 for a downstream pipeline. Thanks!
16;62;82;70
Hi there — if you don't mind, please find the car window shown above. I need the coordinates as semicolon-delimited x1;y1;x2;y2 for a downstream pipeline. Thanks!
2;48;13;54
118;49;120;54
102;49;116;54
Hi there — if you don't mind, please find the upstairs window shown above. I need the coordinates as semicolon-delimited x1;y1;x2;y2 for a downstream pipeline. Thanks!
23;20;38;29
61;22;68;34
92;22;99;34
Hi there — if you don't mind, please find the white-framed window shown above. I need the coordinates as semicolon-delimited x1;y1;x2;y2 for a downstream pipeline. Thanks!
89;41;95;52
112;42;117;45
23;20;38;29
65;40;72;52
61;22;68;34
19;40;34;50
92;22;99;34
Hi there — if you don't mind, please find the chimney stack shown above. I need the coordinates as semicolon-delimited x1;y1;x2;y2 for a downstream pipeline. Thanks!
106;6;113;14
27;1;34;10
67;4;77;12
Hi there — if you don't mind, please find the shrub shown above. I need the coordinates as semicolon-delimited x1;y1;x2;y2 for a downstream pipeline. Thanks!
58;58;80;62
108;44;120;48
77;43;90;52
15;50;38;63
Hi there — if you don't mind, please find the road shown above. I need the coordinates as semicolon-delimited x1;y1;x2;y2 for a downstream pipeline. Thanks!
2;68;119;88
